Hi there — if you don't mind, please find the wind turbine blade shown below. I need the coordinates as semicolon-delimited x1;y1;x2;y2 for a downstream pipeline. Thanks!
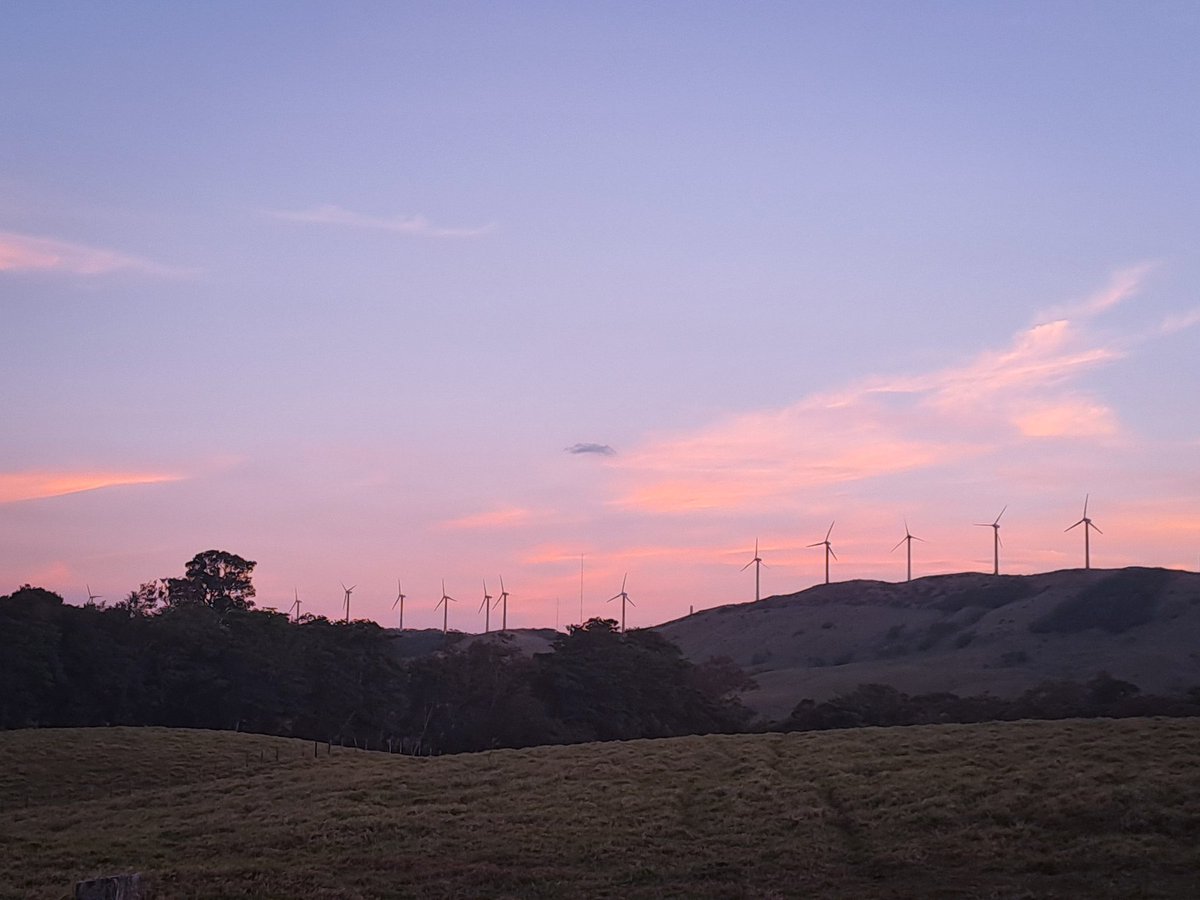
1083;493;1089;517
741;560;755;571
913;535;926;543
627;596;636;607
891;537;906;553
760;560;769;568
995;505;1007;525
1065;519;1084;532
607;594;620;602
499;574;506;593
973;523;991;527
621;572;628;592
1091;522;1103;534
806;541;824;548
829;547;838;561
826;521;835;540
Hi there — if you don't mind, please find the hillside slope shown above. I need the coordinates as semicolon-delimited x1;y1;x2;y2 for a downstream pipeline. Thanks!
658;567;1200;721
4;722;1200;898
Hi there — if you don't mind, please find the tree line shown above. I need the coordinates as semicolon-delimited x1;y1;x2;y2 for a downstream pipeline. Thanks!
5;550;1198;753
781;674;1200;732
0;551;755;753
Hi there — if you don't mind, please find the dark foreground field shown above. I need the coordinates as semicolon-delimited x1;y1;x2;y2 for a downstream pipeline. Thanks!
3;720;1199;898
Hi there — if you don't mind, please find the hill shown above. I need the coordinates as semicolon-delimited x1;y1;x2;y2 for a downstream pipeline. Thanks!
3;721;1200;898
657;567;1200;721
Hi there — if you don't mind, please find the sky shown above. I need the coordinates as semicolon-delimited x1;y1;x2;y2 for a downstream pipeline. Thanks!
2;2;1198;631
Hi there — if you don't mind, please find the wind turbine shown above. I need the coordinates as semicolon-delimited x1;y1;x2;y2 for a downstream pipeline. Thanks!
974;507;1006;575
435;580;456;634
86;584;102;605
1065;494;1102;570
392;580;406;629
808;522;837;585
891;520;925;582
289;587;302;623
341;582;356;623
497;575;510;631
607;573;636;633
479;580;494;633
741;539;766;602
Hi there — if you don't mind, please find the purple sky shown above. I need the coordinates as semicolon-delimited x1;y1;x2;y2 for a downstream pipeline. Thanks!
3;3;1198;629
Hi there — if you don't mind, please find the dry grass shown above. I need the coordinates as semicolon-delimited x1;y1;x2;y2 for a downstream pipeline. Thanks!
3;720;1200;898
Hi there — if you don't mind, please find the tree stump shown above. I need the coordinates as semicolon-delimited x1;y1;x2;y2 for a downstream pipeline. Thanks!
74;873;146;899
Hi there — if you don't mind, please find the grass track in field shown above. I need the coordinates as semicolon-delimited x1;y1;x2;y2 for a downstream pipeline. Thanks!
2;719;1200;898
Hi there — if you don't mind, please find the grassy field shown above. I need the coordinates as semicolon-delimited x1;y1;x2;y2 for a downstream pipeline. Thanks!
2;720;1200;898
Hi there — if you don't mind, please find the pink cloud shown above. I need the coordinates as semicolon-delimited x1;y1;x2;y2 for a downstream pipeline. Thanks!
1012;399;1119;438
1036;263;1156;319
0;231;188;276
439;506;536;530
0;470;184;504
612;267;1157;515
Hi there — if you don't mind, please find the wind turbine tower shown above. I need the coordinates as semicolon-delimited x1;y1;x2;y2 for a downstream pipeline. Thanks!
1065;494;1103;569
479;580;494;633
741;539;765;602
974;506;1006;575
392;580;407;629
808;522;838;585
497;575;510;631
341;583;356;623
607;573;636;633
435;580;456;634
891;520;925;582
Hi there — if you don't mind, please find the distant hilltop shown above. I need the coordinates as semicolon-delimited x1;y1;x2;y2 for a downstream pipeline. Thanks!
656;566;1200;722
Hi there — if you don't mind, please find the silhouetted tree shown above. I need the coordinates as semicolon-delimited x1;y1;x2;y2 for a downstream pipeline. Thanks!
165;550;256;613
115;580;167;616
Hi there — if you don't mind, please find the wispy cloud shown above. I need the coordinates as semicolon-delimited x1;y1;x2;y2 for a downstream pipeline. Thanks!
565;442;616;456
1156;307;1200;336
0;231;191;277
439;506;535;531
612;265;1157;514
265;205;494;238
0;470;184;504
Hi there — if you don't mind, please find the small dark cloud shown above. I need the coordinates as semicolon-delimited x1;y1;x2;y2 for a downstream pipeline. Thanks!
565;442;616;456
